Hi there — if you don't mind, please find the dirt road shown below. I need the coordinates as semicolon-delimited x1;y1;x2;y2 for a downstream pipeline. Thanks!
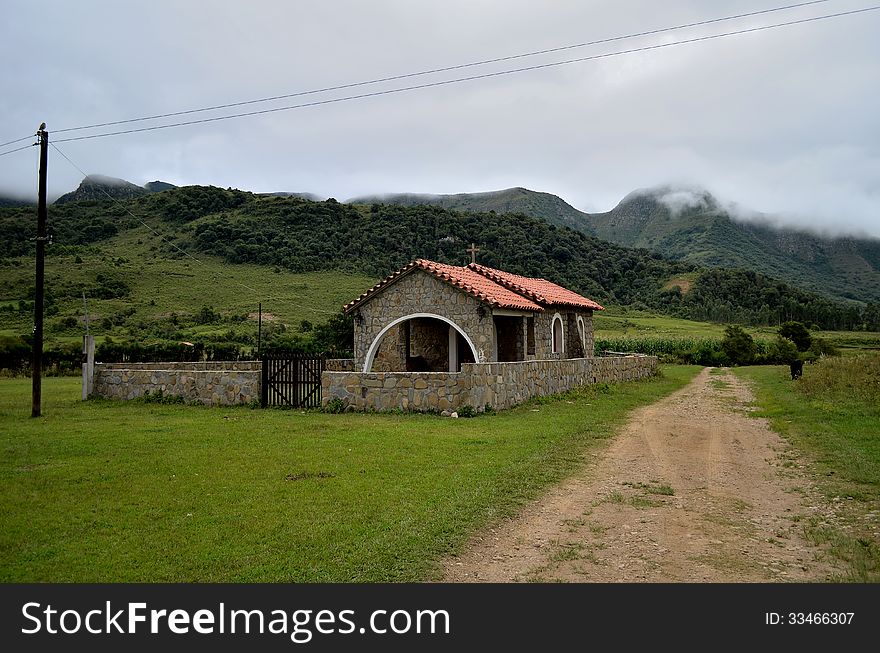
442;367;838;582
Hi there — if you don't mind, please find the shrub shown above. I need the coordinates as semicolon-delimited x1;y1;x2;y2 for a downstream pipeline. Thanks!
458;405;477;418
808;336;839;358
324;397;346;414
779;321;812;352
721;325;756;366
761;335;799;364
0;335;31;372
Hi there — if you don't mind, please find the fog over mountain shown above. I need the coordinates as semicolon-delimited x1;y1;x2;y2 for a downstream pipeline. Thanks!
1;1;878;235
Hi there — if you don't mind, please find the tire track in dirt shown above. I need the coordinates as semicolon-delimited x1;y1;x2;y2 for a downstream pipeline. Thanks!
441;367;840;582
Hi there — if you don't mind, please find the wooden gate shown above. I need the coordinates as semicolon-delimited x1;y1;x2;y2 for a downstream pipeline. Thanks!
261;354;325;408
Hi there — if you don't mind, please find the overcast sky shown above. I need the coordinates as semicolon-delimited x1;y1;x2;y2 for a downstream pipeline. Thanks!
1;0;878;235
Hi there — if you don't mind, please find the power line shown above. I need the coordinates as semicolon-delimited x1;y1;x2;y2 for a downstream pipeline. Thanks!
49;141;340;316
52;5;880;145
0;134;35;148
0;143;35;157
48;0;835;136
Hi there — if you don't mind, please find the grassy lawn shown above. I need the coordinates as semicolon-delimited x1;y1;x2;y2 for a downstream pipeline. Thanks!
0;228;375;342
0;366;699;582
735;356;880;581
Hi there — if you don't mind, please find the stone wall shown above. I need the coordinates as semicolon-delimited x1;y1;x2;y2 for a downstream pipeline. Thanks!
92;361;260;405
532;309;594;360
325;359;355;372
322;371;462;412
465;355;656;410
323;355;657;413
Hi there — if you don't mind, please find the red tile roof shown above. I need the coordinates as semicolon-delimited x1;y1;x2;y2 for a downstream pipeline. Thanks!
343;259;543;312
468;263;605;311
343;259;603;313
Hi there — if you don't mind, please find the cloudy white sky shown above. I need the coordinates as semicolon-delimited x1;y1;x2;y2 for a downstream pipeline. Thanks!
1;0;878;235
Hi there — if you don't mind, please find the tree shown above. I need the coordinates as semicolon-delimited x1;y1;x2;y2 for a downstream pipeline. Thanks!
721;325;756;365
311;312;354;357
778;321;812;351
766;335;799;364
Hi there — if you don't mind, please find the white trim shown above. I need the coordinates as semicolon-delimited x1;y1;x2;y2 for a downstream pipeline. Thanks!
448;325;457;372
362;313;480;373
551;312;565;355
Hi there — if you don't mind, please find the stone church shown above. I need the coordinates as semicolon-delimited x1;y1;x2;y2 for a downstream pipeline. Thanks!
344;258;605;373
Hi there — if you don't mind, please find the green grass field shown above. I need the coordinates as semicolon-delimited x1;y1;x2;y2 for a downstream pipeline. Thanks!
735;355;880;581
0;227;375;345
0;366;700;582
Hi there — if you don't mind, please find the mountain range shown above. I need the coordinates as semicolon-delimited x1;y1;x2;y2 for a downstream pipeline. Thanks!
350;186;880;304
6;174;878;304
349;187;588;233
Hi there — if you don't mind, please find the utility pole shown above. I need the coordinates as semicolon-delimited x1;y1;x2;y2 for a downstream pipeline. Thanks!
32;125;48;418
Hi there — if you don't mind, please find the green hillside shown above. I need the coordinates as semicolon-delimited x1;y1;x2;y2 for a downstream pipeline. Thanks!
1;184;876;367
587;186;880;304
356;185;880;305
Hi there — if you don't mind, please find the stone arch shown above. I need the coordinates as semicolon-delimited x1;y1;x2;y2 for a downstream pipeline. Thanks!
363;313;480;373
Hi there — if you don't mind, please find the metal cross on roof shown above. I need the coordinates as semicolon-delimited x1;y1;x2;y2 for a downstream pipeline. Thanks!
467;243;480;264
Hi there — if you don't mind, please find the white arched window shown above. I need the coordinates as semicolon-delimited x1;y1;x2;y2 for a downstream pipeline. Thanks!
576;315;587;354
551;313;564;355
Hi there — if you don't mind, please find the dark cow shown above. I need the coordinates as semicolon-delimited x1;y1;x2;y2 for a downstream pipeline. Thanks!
790;359;804;380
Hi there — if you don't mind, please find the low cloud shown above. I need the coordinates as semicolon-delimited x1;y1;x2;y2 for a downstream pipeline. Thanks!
0;1;877;237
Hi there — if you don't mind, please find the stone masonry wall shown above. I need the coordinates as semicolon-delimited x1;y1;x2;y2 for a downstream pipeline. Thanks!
325;359;355;372
465;355;655;410
352;269;494;370
532;309;594;359
93;361;260;405
322;355;657;413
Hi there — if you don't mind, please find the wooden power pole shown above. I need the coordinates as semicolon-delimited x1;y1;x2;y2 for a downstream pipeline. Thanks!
32;125;48;418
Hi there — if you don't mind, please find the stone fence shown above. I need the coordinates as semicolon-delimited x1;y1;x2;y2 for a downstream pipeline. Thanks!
91;355;657;411
325;359;355;372
322;355;657;413
92;361;261;406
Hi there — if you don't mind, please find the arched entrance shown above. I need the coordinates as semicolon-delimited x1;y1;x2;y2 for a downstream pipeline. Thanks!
363;313;479;373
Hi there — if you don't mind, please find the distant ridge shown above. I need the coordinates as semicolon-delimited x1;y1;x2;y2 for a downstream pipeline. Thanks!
143;180;177;193
0;195;33;208
55;175;177;204
260;191;325;202
350;184;880;304
347;187;590;233
37;175;880;304
585;185;880;303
